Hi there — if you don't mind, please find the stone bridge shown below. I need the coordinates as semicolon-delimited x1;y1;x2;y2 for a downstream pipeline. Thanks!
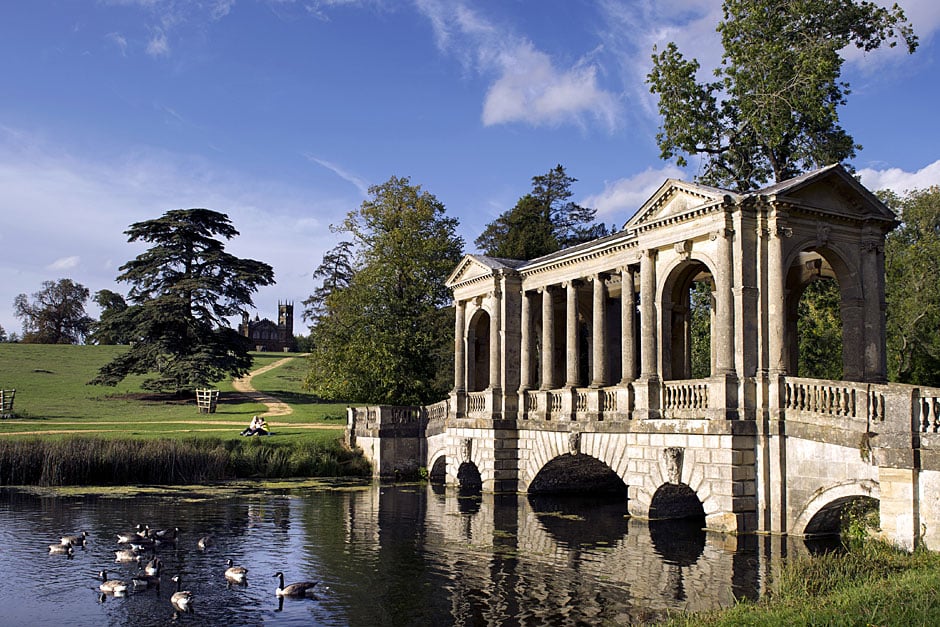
346;165;940;551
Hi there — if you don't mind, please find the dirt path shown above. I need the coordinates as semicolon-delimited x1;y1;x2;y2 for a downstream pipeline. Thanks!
232;355;305;417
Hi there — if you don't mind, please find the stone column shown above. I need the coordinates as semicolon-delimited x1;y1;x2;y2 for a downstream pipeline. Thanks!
489;289;501;390
520;289;532;390
861;237;887;382
591;273;609;387
566;280;581;388
620;266;636;384
454;299;466;392
714;228;736;375
640;250;658;379
540;286;555;390
767;217;788;375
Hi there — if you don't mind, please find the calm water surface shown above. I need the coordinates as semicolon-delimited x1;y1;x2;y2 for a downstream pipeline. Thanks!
0;481;796;626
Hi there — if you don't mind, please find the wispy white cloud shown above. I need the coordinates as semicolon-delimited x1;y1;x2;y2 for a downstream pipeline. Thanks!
581;165;686;222
414;0;621;130
304;154;370;197
146;28;169;56
857;159;940;193
49;256;81;271
106;32;128;56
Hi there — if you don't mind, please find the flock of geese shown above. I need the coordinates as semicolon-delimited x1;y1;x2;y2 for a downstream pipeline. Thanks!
49;524;319;614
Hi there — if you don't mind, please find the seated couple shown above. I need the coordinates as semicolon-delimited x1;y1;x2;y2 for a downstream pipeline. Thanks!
240;415;269;436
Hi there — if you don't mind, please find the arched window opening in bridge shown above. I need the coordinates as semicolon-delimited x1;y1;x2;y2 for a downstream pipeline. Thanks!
797;276;843;380
664;261;716;381
467;311;490;391
786;249;853;380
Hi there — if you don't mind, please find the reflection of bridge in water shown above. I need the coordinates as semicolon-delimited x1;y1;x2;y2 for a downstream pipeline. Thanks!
340;483;771;621
347;165;940;551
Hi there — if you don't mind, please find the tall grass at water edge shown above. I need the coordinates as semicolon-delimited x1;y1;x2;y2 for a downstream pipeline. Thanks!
664;540;940;626
0;436;371;486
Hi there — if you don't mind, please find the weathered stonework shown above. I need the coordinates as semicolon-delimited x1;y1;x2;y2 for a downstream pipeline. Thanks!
347;165;940;550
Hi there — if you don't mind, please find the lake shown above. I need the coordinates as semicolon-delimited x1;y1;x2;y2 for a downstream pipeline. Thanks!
0;480;807;626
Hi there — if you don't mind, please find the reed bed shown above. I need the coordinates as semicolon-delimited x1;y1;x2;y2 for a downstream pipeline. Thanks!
0;436;371;486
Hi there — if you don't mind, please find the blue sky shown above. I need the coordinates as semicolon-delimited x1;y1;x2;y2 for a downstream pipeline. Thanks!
1;0;938;338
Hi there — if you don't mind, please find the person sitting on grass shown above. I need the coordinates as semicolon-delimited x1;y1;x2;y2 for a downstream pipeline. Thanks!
240;415;269;436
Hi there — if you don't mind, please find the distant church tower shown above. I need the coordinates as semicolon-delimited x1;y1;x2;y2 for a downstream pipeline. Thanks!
278;301;294;345
238;301;295;352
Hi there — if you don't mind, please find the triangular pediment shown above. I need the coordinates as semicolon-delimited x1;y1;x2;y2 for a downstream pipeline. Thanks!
623;179;729;230
760;164;897;222
445;255;503;287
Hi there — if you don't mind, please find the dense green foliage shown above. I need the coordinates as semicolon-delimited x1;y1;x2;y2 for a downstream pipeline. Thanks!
797;278;844;380
689;281;712;379
647;0;917;192
90;209;275;393
883;186;940;385
13;278;94;344
475;165;608;259
87;289;131;345
304;176;464;405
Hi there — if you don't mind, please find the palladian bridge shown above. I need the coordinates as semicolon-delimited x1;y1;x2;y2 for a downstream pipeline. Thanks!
346;164;940;551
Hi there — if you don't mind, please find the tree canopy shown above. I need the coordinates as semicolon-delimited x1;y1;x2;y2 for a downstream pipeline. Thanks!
87;289;132;345
647;0;917;192
304;176;464;405
882;186;940;386
475;165;608;259
13;278;94;344
90;208;275;393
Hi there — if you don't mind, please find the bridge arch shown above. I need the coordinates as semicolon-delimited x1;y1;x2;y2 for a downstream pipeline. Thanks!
791;480;879;537
466;307;492;391
783;240;866;381
658;254;722;381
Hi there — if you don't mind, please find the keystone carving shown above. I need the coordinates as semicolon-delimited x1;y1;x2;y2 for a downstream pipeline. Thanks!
663;447;684;485
462;438;472;461
568;431;581;456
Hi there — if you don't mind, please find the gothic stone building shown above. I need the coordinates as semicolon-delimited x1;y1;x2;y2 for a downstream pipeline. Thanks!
239;301;295;352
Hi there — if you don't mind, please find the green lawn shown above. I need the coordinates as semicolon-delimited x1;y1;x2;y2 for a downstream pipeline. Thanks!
0;344;348;444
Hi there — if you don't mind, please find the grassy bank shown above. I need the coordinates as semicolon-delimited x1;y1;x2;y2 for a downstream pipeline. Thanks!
0;344;369;483
665;540;940;626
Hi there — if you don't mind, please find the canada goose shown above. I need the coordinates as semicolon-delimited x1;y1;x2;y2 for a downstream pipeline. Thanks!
197;535;213;550
115;548;141;562
98;571;129;594
116;525;146;544
49;544;74;556
224;559;248;584
129;536;156;552
152;526;180;540
144;556;162;577
60;530;87;547
273;571;318;597
170;575;194;612
131;569;160;589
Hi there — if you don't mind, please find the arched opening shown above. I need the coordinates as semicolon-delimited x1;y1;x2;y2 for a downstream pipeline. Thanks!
797;276;843;380
803;495;879;539
467;311;490;391
664;261;715;380
785;249;858;381
457;461;482;493
528;453;629;496
428;456;446;484
527;454;628;546
649;483;706;521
